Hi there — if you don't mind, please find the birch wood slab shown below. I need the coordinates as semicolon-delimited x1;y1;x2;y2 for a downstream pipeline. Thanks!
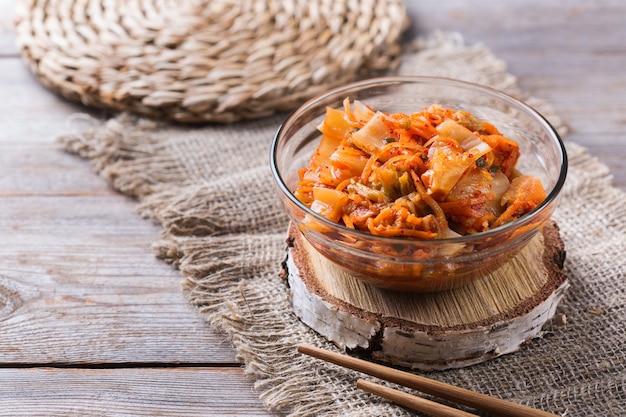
284;221;568;371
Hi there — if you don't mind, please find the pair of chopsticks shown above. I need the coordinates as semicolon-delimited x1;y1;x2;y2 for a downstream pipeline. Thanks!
297;344;559;417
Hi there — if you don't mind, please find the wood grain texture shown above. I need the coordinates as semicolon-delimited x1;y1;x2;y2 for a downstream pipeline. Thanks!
405;0;626;190
0;0;16;55
0;0;272;407
0;0;625;415
0;157;241;364
0;368;269;416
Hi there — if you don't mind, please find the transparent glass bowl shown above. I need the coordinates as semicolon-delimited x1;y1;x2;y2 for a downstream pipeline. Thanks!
270;76;567;292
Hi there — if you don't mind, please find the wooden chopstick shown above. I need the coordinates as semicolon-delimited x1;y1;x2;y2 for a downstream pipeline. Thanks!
357;378;478;417
297;344;559;417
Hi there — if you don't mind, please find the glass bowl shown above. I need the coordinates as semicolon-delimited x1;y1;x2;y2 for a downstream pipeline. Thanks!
270;76;567;293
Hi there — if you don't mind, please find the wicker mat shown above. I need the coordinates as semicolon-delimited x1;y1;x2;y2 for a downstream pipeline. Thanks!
15;0;407;123
59;34;626;416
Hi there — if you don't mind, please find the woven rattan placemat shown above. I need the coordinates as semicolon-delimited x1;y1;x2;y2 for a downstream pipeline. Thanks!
14;0;408;123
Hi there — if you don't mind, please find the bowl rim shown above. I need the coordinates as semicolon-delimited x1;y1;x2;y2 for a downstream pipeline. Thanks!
270;75;568;246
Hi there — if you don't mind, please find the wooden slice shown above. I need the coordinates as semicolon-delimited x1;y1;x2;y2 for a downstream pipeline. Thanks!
283;221;568;371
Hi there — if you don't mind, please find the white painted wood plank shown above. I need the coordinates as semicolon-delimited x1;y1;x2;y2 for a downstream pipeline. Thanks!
0;0;17;56
0;195;238;364
0;368;274;416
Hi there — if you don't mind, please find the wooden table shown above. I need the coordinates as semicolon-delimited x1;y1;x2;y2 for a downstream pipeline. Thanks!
1;1;624;415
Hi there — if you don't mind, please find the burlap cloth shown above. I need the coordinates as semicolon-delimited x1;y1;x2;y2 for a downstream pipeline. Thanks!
59;33;626;416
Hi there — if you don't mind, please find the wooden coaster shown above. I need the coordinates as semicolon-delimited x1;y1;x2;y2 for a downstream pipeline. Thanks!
283;221;568;371
14;0;408;123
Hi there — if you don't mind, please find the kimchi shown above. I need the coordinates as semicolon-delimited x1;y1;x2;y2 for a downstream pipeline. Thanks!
294;99;546;239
